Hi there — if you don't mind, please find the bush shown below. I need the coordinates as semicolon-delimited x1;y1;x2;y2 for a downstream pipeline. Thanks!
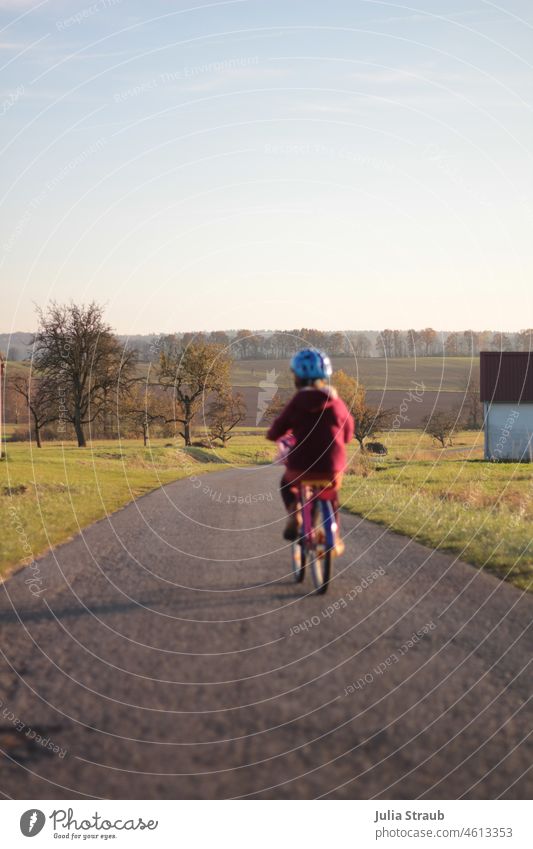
366;441;388;455
3;484;27;496
346;452;372;477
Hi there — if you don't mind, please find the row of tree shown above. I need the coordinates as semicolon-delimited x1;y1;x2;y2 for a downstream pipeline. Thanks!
6;327;533;363
3;302;486;451
128;328;533;362
377;329;533;358
7;303;246;448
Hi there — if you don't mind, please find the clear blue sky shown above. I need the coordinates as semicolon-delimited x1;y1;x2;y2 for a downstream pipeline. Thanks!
1;0;532;334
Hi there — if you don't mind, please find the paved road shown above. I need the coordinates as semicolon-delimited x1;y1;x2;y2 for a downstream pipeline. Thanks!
0;466;531;799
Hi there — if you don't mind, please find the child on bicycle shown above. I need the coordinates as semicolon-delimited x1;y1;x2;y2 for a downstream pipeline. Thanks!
266;348;354;544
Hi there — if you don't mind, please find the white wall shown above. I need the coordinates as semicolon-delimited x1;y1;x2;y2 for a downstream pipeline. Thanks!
484;403;533;461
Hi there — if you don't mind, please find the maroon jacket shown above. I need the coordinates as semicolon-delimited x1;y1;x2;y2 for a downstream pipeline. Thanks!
267;387;354;477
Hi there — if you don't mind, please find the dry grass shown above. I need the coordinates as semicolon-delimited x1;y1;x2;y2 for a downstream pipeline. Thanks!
341;437;533;591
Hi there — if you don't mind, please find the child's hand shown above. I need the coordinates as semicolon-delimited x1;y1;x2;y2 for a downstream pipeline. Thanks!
275;434;296;465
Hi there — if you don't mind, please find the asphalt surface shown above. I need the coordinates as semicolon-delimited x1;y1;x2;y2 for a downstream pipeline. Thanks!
0;465;531;799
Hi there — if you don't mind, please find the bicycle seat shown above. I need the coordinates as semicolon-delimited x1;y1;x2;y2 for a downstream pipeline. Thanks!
298;479;338;500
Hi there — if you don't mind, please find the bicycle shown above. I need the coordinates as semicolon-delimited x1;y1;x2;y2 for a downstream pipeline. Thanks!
290;479;339;595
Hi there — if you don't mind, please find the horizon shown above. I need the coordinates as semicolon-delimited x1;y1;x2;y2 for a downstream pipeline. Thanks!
1;325;529;337
1;323;529;364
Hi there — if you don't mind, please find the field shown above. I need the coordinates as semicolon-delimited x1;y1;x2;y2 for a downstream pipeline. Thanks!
234;356;475;427
3;356;475;431
2;428;533;592
7;355;477;390
232;356;477;390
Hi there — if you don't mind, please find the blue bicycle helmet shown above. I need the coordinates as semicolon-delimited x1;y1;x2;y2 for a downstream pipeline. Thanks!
290;348;332;380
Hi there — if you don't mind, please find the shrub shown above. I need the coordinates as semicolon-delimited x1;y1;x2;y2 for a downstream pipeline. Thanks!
3;484;27;496
346;452;372;477
366;441;388;455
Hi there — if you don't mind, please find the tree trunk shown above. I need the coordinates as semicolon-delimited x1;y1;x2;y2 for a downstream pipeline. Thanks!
74;413;86;447
31;411;42;448
143;424;148;447
183;418;192;446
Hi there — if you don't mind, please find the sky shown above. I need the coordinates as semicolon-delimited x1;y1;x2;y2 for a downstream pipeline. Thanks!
1;0;532;335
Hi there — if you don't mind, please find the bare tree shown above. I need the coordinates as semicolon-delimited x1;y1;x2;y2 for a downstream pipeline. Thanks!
158;339;231;446
122;382;172;446
207;391;246;446
422;409;459;447
445;332;460;356
9;374;57;448
461;375;483;430
354;405;392;451
406;329;420;358
351;332;371;357
420;327;438;356
5;377;24;424
234;330;256;359
491;331;513;352
463;330;480;356
33;302;137;447
517;329;533;352
209;331;230;348
375;329;394;358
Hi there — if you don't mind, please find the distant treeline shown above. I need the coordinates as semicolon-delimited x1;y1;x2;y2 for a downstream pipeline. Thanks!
2;327;532;362
128;328;533;362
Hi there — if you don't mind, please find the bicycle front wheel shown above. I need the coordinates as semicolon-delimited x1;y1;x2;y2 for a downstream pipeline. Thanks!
290;539;306;582
310;547;332;594
310;499;335;594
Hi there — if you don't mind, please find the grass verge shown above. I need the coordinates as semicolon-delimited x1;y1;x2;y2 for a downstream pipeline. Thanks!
0;439;242;580
341;431;533;591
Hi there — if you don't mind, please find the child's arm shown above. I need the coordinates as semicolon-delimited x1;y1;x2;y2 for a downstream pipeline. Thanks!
266;398;295;441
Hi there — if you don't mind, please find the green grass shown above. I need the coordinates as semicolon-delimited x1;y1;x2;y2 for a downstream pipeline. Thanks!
341;430;533;591
0;439;240;579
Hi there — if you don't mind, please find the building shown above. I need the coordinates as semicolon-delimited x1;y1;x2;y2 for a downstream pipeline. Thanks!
480;351;533;461
0;353;4;460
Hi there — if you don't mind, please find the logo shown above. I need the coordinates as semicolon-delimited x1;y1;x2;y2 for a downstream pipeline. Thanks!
20;809;46;836
256;369;279;425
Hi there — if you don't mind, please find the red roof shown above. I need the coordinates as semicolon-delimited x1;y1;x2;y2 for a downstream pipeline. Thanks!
480;352;533;403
